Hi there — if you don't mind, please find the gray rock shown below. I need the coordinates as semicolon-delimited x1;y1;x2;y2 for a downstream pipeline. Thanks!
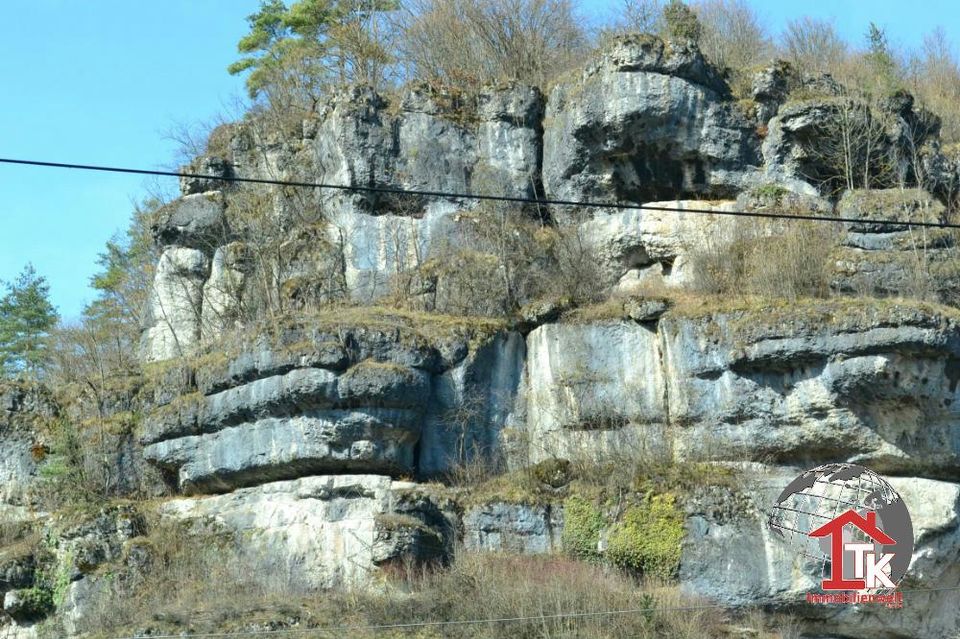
337;361;431;408
575;199;739;289
0;382;56;517
462;503;562;553
751;61;797;123
419;332;525;476
520;321;669;465
140;247;209;362
509;302;960;477
143;410;421;493
625;298;668;322
829;189;960;303
543;36;759;217
158;475;455;587
762;97;939;192
200;242;251;342
179;155;233;196
151;192;229;251
678;466;960;639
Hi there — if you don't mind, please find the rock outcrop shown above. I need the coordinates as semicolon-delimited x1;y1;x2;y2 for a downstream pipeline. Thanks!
13;29;960;639
158;475;455;588
141;312;523;493
543;35;761;217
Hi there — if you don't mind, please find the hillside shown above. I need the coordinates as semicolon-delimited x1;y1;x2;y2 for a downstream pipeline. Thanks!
2;9;960;639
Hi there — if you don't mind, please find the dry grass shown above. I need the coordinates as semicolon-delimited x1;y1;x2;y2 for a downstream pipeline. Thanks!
79;542;747;639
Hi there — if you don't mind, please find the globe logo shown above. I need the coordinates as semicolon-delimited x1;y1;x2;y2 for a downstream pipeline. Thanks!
767;463;913;594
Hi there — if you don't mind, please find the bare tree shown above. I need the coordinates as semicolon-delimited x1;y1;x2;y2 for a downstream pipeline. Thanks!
781;16;848;77
399;0;588;90
692;0;772;72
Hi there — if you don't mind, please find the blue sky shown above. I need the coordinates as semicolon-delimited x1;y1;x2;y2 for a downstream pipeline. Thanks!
2;1;958;322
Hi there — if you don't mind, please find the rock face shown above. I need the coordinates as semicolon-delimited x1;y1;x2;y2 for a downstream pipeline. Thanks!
0;383;55;520
513;301;960;478
462;502;563;554
679;468;960;639
574;199;739;289
140;247;209;363
543;35;760;216
832;188;960;303
158;475;455;589
762;94;940;192
100;29;960;639
142;315;524;493
260;83;544;302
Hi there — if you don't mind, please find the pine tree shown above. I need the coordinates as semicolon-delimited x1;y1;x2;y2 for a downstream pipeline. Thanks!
227;0;397;103
0;264;59;378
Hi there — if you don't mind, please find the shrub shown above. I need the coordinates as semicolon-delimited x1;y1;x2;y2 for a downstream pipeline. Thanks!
662;0;702;44
561;495;605;560
4;586;55;623
400;0;588;91
606;493;685;579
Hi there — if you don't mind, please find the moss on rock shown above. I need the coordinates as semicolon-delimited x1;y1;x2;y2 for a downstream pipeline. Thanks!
605;492;684;579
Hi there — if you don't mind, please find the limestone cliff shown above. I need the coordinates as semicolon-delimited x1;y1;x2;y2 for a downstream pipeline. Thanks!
4;34;960;639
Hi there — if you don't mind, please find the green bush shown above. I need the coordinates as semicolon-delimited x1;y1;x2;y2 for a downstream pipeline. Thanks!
606;493;685;579
561;495;605;560
663;0;702;44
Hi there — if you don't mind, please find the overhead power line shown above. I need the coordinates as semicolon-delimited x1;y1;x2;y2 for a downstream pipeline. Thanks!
1;156;958;230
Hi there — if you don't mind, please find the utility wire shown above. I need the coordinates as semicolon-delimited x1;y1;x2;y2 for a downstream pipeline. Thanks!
6;154;957;633
118;585;960;639
1;156;958;230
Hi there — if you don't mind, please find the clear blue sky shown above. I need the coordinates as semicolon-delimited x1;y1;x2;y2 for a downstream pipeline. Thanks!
2;1;958;322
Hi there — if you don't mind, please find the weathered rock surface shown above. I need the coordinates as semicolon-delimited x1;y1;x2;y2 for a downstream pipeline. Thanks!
520;321;668;464
105;27;960;639
462;502;562;553
200;241;250;342
575;199;738;288
158;475;454;588
660;302;960;477
680;466;960;639
513;301;960;478
140;247;210;362
762;95;940;193
0;383;55;519
543;35;760;216
179;155;233;195
831;189;960;303
151;192;229;251
142;318;524;492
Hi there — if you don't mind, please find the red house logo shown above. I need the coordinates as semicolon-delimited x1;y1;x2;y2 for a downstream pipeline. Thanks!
809;509;896;590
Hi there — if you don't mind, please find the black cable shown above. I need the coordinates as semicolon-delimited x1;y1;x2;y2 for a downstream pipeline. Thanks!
1;156;957;230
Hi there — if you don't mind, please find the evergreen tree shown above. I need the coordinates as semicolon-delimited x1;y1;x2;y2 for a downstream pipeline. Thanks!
228;0;398;103
865;22;900;96
0;264;59;378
